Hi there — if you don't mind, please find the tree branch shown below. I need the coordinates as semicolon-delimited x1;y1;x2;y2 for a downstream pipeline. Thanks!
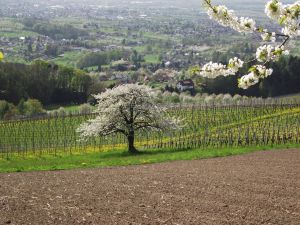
201;0;294;73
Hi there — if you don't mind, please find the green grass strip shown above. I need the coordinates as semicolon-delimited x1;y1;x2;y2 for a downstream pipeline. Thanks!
0;144;299;173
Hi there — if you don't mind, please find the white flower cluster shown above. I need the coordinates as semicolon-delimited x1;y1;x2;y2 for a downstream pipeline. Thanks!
256;45;289;62
201;0;298;90
238;65;273;89
265;0;283;20
261;30;276;42
228;57;244;73
265;0;300;37
200;57;244;78
205;4;256;33
199;62;229;78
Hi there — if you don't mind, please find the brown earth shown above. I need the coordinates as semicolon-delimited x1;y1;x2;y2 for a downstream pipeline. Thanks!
0;149;300;225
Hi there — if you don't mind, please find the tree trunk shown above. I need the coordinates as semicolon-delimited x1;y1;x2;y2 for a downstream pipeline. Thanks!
127;131;138;154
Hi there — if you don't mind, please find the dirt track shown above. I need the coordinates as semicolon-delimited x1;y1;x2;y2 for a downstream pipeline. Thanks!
0;149;300;225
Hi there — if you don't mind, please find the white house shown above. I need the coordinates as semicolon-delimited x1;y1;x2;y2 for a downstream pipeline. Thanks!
176;79;195;92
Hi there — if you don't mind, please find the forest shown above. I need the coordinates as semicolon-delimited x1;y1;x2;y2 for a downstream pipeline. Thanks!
1;54;299;110
0;61;91;105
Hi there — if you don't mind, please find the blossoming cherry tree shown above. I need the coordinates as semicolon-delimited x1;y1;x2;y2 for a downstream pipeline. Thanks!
77;84;181;153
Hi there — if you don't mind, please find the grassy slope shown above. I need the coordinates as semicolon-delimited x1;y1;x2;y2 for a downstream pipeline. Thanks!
144;54;160;64
51;51;86;68
45;104;84;112
0;144;299;173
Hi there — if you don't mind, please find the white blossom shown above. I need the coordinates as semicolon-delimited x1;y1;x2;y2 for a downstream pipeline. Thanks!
239;17;256;32
265;0;284;20
282;21;300;37
238;72;259;89
228;57;244;72
261;30;276;42
238;65;273;89
255;65;273;78
256;45;289;62
199;57;244;79
200;62;231;78
265;0;300;37
200;62;228;78
205;3;256;33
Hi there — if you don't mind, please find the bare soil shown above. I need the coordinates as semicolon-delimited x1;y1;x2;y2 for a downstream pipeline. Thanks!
0;149;300;225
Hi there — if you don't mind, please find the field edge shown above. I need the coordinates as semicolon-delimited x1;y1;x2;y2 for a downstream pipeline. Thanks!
0;144;299;173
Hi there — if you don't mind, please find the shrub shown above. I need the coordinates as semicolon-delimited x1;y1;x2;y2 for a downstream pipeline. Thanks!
233;94;242;102
166;92;180;103
79;104;93;114
0;100;9;119
57;107;66;116
24;99;45;116
0;100;18;120
223;94;232;104
3;106;18;120
17;98;26;115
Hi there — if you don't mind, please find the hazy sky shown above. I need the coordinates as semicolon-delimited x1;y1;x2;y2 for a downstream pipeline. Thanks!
0;0;296;8
0;0;297;14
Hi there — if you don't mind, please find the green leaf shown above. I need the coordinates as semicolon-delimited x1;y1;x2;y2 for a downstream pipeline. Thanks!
257;27;264;33
278;16;286;25
248;66;256;72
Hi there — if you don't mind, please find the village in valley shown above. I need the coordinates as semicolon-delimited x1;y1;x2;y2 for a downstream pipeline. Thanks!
0;0;299;114
0;0;266;97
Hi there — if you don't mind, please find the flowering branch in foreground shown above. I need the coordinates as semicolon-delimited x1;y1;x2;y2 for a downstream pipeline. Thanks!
199;0;299;89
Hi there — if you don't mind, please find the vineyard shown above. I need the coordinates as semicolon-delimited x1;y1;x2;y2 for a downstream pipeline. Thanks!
0;101;300;159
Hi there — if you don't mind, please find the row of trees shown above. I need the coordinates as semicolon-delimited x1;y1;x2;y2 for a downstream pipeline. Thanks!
23;19;88;40
76;49;144;70
0;55;299;107
76;50;127;70
0;99;44;120
0;60;92;105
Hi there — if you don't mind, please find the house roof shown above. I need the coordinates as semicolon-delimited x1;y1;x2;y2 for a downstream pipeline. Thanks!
177;79;194;86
